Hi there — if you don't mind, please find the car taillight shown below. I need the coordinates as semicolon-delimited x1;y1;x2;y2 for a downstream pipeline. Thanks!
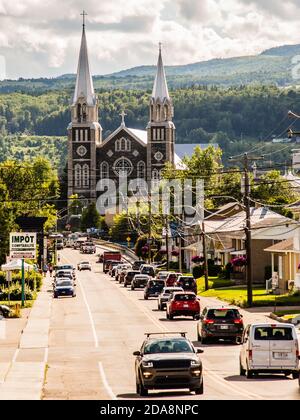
233;319;243;324
204;319;214;324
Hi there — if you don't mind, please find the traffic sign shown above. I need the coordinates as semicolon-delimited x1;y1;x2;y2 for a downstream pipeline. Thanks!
10;232;37;260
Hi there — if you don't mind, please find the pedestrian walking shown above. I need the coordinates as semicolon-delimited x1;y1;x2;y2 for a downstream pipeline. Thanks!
43;263;48;277
49;263;53;277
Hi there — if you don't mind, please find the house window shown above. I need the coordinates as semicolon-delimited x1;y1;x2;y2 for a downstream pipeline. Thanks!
100;161;109;178
82;164;89;188
74;164;82;188
137;161;145;179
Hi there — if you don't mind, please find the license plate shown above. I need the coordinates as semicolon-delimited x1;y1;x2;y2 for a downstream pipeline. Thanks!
183;304;189;308
274;352;289;359
220;325;229;330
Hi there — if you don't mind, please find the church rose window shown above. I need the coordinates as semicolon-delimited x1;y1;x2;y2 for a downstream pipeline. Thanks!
113;157;133;177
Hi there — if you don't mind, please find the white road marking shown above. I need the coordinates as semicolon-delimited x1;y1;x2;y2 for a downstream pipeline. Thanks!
98;362;117;400
12;349;19;363
44;347;48;364
63;255;99;348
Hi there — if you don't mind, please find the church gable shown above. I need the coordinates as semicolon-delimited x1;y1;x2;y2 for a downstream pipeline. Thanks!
96;128;147;181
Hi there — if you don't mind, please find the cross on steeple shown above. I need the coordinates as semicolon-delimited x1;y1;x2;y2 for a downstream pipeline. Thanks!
120;110;127;127
81;10;88;27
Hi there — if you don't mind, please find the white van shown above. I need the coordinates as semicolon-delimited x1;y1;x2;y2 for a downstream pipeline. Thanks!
240;323;299;379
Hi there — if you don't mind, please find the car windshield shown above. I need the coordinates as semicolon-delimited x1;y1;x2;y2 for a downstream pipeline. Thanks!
149;281;164;286
57;272;72;277
174;294;196;301
254;327;293;341
144;339;193;354
81;262;89;265
207;309;240;320
56;281;72;287
57;265;73;270
164;288;182;295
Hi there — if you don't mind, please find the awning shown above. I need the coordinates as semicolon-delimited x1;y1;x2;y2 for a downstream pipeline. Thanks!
1;259;34;271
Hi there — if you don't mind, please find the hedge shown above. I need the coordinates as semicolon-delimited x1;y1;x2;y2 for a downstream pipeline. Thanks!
0;271;42;291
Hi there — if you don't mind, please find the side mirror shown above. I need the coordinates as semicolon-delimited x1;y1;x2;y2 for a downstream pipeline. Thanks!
197;349;204;354
133;351;141;356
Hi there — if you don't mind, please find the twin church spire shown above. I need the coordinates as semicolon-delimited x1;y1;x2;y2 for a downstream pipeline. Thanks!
72;15;172;120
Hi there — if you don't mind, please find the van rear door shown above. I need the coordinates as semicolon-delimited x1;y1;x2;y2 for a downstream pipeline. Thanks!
269;326;297;368
251;326;271;367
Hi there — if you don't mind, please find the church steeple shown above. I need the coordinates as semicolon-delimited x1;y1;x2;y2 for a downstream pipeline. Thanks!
150;44;173;123
73;15;96;107
152;43;170;102
147;44;175;183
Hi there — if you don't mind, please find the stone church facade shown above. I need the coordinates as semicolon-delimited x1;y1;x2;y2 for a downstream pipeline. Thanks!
67;21;182;204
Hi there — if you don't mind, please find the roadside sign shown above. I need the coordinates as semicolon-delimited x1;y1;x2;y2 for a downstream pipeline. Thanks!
10;232;37;260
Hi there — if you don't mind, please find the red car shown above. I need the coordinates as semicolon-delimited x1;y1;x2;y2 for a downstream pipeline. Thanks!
166;292;200;320
165;272;182;287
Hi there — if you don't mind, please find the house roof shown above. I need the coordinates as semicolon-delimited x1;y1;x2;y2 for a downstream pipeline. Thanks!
264;238;300;253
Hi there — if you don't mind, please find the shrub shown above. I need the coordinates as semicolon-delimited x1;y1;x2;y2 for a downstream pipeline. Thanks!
193;265;204;279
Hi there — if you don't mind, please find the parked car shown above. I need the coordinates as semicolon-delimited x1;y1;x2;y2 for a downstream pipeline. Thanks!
0;304;11;318
131;275;150;290
140;264;155;278
197;306;244;344
133;332;204;396
124;271;141;287
157;287;184;310
132;260;146;271
53;279;76;299
176;276;197;294
166;272;182;287
144;279;166;300
167;292;200;320
77;261;92;271
108;261;121;277
240;323;299;379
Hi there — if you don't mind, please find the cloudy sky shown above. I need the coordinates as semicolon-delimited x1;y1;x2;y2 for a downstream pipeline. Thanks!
0;0;300;79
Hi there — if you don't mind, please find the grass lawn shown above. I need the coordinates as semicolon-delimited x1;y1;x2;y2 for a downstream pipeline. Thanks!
200;286;300;308
197;277;235;293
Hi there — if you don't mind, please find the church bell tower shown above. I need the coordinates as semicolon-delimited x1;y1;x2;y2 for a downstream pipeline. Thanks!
67;12;102;202
147;44;175;184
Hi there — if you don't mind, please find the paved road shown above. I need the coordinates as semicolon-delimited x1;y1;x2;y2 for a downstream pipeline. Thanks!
41;247;300;400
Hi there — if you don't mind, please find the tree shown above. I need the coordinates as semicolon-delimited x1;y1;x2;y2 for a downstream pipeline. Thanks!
80;203;101;232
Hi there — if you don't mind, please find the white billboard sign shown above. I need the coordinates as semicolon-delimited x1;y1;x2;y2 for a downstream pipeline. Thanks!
10;232;37;260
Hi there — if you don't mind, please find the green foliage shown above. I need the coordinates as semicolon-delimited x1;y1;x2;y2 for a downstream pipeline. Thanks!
80;203;101;232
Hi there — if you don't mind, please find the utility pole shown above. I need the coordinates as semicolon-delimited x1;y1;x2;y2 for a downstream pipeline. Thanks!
229;153;264;307
202;222;209;291
148;197;152;263
165;215;169;271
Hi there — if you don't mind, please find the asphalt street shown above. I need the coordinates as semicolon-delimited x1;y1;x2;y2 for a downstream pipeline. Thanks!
40;247;300;400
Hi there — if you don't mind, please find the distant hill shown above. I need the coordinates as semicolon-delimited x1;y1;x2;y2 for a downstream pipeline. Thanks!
0;43;300;94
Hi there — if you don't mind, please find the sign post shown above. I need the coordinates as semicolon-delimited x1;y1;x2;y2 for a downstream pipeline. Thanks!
9;233;37;308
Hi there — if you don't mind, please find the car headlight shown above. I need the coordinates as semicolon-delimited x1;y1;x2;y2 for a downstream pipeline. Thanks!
191;360;200;367
142;361;153;368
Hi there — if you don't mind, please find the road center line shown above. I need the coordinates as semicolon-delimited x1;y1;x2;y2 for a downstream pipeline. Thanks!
63;255;99;348
98;362;117;400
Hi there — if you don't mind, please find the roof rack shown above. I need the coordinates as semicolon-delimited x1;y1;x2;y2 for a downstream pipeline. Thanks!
145;332;187;338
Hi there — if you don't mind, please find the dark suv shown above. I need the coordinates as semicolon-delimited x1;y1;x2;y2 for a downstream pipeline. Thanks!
144;279;165;300
197;306;244;344
133;332;204;396
132;260;146;271
176;276;197;294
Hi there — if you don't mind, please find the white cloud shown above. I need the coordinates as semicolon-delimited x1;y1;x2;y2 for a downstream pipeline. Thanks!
0;0;299;78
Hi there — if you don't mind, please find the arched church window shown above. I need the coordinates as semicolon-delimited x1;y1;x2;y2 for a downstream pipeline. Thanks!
82;164;89;188
152;169;159;180
157;105;161;121
164;105;168;121
74;164;82;188
137;161;145;179
100;162;109;179
126;139;131;151
121;137;126;151
115;139;120;152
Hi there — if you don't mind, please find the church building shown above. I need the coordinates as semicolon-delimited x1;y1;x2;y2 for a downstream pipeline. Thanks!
67;19;184;203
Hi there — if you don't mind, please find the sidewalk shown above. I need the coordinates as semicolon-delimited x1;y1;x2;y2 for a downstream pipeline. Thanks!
0;274;52;400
